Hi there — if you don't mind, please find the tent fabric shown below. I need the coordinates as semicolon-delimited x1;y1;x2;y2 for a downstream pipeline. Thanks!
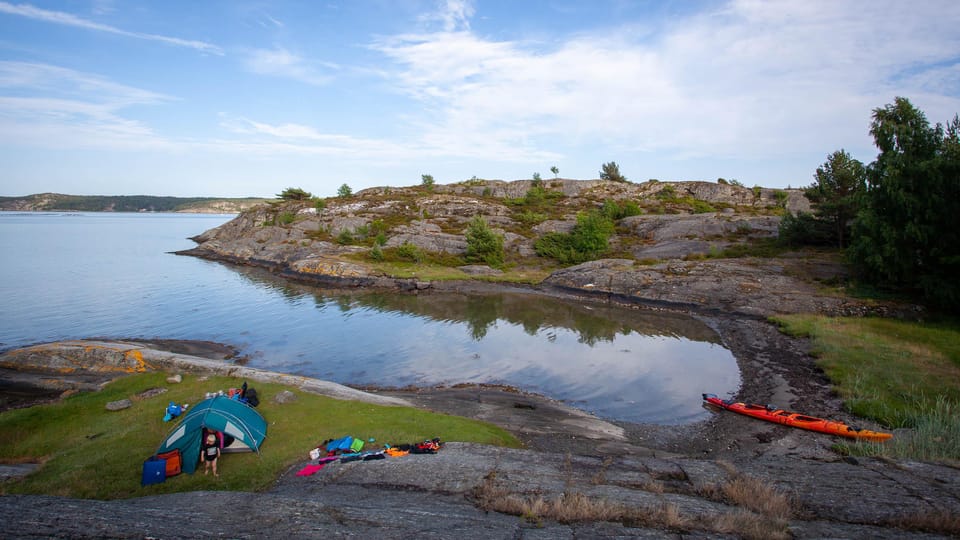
156;395;267;474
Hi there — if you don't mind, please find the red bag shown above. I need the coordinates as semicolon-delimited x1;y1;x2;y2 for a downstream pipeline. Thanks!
156;449;182;477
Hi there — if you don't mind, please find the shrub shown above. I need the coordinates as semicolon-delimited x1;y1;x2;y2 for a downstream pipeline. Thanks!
314;198;326;212
336;229;355;245
773;190;789;207
535;210;615;264
690;199;716;214
656;185;676;200
778;211;832;246
369;244;384;261
464;216;505;267
516;211;548;225
277;211;296;225
601;199;642;220
337;183;353;198
421;174;435;189
396;242;424;263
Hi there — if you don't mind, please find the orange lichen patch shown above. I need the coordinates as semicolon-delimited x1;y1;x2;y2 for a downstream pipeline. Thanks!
122;349;155;372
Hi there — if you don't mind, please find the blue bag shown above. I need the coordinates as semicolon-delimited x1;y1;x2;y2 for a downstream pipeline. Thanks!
141;456;166;486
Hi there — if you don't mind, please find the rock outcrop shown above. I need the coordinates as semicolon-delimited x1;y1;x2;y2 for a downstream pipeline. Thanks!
173;178;867;318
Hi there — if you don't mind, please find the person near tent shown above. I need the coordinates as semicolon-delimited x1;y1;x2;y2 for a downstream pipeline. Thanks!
202;433;220;477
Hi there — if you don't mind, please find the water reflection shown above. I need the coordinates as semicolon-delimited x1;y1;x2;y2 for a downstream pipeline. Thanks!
0;211;739;425
227;266;739;425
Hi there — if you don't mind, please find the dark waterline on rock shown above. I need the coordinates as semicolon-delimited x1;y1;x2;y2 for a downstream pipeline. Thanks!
0;212;740;424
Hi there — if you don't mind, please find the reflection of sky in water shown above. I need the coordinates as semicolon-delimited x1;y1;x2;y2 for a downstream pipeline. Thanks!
1;212;741;425
260;301;740;425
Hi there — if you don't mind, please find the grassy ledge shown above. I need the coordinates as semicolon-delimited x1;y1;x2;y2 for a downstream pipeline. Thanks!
772;315;960;461
0;372;520;500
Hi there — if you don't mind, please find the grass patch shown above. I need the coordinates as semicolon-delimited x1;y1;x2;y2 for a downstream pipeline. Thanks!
472;463;793;539
0;372;519;500
773;315;960;461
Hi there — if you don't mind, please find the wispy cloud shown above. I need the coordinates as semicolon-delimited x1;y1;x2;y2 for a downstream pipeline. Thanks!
215;114;557;163
418;0;474;32
0;61;172;149
0;1;223;55
244;47;337;86
373;0;960;162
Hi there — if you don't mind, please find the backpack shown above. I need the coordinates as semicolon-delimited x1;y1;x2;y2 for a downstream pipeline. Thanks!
245;387;259;407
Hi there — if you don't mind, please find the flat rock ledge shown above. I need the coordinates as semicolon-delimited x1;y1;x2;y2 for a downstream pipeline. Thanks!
2;443;958;539
0;340;409;408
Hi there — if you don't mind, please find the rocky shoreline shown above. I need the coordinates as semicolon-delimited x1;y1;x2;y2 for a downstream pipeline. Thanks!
2;179;954;537
3;305;958;538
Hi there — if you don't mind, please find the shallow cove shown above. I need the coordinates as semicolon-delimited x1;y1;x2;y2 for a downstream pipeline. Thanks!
0;212;740;425
219;266;741;425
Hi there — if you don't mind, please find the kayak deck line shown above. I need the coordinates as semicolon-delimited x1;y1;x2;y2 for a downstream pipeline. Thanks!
702;393;893;442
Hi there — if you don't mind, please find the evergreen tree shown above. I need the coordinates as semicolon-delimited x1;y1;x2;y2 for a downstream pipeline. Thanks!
464;215;505;267
599;162;627;183
805;149;866;248
848;97;960;309
277;187;313;200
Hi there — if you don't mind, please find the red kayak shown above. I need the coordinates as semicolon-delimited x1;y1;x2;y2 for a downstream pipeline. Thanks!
702;393;893;442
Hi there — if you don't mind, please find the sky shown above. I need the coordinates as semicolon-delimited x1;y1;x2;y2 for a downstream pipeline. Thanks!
1;0;959;198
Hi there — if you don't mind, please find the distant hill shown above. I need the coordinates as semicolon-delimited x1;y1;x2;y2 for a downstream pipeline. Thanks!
0;193;270;214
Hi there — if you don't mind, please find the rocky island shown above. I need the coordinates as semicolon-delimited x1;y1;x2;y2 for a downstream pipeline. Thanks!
178;178;872;318
2;178;956;539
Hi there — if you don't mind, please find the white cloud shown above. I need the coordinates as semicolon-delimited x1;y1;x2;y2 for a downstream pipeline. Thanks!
244;47;337;86
372;0;960;163
0;1;223;55
0;61;171;149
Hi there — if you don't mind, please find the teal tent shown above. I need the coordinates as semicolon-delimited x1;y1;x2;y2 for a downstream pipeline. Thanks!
156;395;267;474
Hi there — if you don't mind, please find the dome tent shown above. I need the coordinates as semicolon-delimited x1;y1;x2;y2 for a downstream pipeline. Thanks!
156;395;267;474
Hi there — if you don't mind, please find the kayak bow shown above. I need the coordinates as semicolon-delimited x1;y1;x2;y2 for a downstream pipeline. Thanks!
702;393;893;442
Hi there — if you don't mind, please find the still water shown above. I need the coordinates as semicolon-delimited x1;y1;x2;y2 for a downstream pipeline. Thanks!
0;212;740;424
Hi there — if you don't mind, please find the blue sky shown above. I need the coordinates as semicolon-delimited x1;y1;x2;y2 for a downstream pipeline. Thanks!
1;0;958;198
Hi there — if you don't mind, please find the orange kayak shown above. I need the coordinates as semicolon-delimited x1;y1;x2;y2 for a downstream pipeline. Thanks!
702;393;893;442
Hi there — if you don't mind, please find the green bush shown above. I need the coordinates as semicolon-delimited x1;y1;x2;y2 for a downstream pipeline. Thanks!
337;229;355;245
773;190;789;208
396;242;424;263
690;199;716;214
369;244;384;261
778;211;833;246
601;199;642;220
656;185;676;200
337;183;353;198
516;210;548;225
534;210;615;264
277;211;296;225
464;216;504;267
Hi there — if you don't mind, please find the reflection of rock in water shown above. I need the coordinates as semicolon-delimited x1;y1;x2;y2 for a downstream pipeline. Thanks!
339;291;720;346
222;265;721;346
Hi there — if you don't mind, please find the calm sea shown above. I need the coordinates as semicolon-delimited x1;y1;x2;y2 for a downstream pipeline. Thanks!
0;212;739;424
